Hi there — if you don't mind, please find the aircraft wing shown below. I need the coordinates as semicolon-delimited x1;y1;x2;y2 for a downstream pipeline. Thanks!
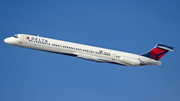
74;53;109;63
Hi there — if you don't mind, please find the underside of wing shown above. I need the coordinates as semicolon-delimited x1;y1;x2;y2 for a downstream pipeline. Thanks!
75;53;109;63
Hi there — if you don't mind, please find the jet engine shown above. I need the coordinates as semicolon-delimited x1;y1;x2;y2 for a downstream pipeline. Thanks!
120;56;145;66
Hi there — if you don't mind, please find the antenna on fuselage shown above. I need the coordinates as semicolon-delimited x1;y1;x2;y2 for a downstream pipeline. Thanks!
37;35;39;37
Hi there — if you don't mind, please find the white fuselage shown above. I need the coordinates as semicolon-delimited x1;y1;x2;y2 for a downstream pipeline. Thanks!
4;34;161;66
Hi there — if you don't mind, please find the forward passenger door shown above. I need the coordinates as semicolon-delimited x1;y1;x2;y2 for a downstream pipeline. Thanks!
19;35;24;44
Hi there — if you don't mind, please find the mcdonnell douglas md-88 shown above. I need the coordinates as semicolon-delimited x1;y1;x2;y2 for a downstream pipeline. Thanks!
4;34;174;66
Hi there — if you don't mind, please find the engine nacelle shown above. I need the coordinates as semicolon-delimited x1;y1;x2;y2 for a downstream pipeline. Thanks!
120;56;143;66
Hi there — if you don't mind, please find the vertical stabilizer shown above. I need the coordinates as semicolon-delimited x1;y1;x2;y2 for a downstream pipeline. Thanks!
142;44;174;61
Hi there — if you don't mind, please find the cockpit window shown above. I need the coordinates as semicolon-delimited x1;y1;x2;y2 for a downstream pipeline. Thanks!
13;35;18;38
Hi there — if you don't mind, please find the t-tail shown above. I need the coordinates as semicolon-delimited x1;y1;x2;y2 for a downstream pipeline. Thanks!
142;44;175;61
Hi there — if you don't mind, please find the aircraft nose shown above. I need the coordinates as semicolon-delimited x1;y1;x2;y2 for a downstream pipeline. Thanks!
4;38;12;44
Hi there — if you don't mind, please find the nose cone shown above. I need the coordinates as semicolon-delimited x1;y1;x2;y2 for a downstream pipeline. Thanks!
4;38;12;44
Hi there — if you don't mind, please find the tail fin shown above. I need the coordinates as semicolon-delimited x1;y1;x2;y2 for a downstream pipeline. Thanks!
142;44;174;61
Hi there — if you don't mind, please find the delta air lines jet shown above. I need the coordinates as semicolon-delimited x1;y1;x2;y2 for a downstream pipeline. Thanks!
4;34;174;66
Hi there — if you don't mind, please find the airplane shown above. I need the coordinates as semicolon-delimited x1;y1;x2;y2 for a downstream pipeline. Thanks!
4;34;174;66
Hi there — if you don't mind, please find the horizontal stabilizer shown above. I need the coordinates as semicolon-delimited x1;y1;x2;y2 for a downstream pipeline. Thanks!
156;44;175;52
